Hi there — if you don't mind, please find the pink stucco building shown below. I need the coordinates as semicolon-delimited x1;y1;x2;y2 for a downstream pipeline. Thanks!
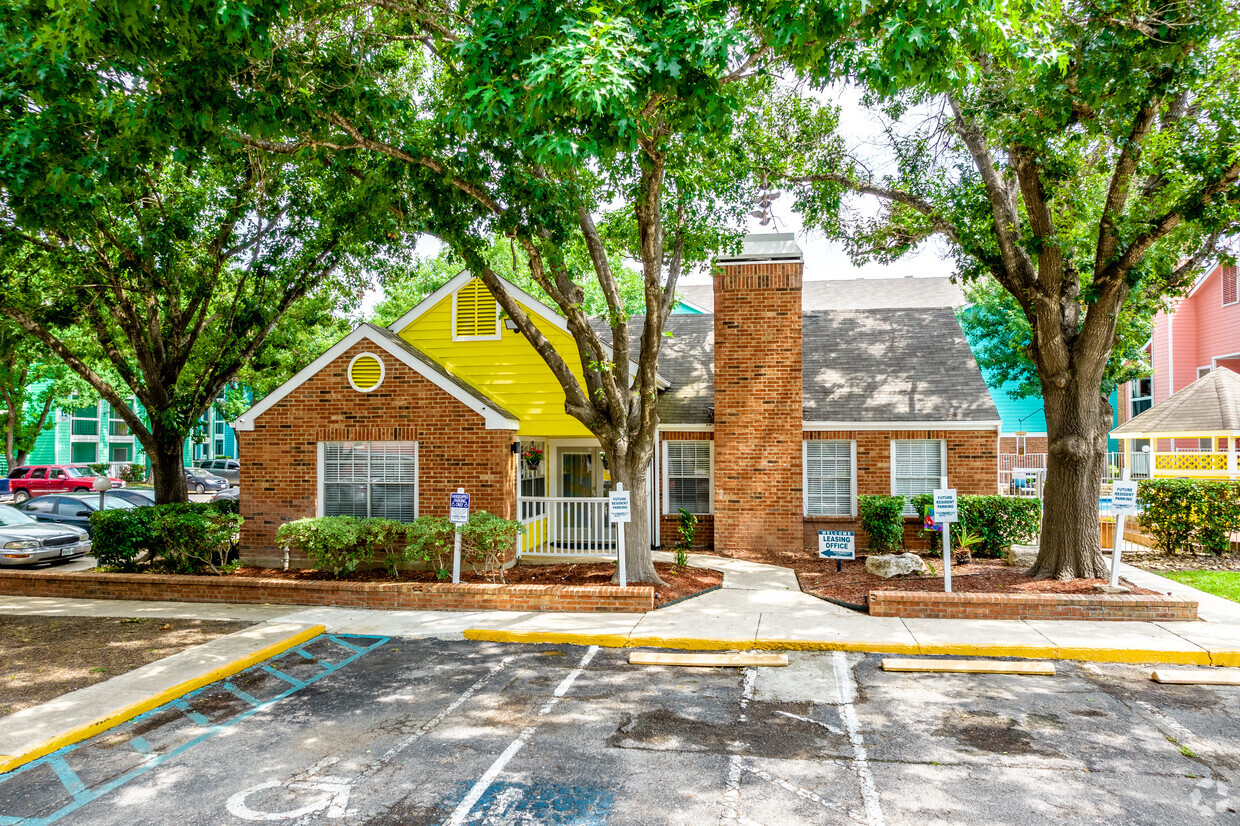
1117;263;1240;470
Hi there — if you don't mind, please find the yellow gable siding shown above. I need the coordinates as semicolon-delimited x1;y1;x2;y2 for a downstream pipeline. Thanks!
398;282;593;437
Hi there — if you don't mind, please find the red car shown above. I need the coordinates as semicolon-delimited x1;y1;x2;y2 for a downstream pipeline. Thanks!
6;465;126;503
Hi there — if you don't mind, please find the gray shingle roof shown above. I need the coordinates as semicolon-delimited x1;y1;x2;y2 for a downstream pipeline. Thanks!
677;277;965;314
1112;367;1240;436
597;308;998;425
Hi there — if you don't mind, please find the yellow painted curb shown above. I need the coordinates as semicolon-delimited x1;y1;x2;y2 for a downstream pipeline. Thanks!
463;629;630;648
1209;650;1240;668
1054;646;1212;666
460;628;1239;668
0;624;325;776
626;637;757;651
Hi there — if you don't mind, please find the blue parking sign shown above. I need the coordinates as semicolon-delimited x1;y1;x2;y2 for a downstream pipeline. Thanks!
449;491;470;524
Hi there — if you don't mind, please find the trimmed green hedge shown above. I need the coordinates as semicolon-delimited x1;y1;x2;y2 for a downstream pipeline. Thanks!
276;512;523;580
910;494;1042;558
89;503;242;574
857;495;906;553
1139;479;1240;556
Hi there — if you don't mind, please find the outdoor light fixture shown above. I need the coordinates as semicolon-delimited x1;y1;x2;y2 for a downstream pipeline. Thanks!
504;319;517;331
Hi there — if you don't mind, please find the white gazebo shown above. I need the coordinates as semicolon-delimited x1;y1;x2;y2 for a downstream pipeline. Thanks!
1111;367;1240;480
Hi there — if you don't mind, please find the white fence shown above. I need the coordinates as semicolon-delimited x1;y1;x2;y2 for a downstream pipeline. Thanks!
517;496;617;558
1000;451;1151;497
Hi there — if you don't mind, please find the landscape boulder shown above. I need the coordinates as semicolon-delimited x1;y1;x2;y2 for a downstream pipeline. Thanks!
865;553;926;579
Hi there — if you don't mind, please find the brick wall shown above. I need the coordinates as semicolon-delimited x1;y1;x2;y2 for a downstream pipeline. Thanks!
999;435;1049;454
800;429;998;553
0;570;652;613
869;590;1197;621
713;261;803;551
239;339;517;567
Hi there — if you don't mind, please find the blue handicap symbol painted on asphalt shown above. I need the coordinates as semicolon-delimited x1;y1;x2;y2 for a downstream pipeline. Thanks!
446;780;613;825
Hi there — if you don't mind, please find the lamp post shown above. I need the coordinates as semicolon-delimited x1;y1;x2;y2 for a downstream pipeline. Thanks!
92;474;111;512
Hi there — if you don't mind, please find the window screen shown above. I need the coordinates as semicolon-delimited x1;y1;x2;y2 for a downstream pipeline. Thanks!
893;440;944;515
805;441;853;516
323;442;418;522
665;441;711;514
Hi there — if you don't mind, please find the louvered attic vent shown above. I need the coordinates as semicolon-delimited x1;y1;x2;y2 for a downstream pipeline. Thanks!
454;279;500;339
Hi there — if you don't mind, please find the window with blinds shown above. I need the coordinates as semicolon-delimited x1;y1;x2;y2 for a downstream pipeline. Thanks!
805;440;854;516
322;442;418;522
1223;265;1238;307
892;440;944;516
665;440;712;514
453;279;500;339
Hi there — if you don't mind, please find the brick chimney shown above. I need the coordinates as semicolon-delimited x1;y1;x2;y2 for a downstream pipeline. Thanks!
712;233;803;552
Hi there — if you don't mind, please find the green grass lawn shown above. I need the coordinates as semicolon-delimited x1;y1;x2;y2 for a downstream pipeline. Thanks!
1158;570;1240;603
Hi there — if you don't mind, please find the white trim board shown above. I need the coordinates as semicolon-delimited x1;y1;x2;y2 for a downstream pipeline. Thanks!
803;420;1001;431
232;325;519;431
386;270;668;389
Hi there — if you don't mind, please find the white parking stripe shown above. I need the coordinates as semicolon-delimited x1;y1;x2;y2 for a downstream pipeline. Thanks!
832;652;885;826
444;646;599;826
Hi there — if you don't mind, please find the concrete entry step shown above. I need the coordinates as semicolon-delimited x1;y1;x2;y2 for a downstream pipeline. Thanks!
628;652;789;668
882;658;1056;676
1151;669;1240;685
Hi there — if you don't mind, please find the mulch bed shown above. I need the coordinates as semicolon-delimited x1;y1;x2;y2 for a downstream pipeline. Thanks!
220;562;721;608
709;548;1162;606
0;616;252;717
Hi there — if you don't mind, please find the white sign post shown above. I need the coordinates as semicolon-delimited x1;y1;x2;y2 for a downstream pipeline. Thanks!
449;488;470;584
1110;471;1138;588
933;488;958;593
609;484;631;587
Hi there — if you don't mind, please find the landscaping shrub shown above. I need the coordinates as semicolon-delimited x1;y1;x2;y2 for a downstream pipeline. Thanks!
212;497;240;515
150;505;242;575
89;508;155;572
359;518;410;578
675;508;698;569
118;463;148;484
911;494;1042;558
1139;479;1240;556
87;462;111;476
403;515;456;579
858;495;905;553
276;516;370;577
90;502;241;574
460;511;523;582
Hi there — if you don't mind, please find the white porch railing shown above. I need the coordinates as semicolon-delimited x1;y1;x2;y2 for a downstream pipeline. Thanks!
999;453;1047;496
517;496;617;558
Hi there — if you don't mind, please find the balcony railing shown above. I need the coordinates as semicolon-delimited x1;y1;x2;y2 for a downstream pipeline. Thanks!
70;419;98;437
109;420;132;437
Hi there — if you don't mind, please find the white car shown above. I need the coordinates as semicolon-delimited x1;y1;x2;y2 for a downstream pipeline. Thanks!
0;504;92;567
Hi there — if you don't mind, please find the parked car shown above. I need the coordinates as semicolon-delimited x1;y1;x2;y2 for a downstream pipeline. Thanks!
195;458;240;486
16;493;136;537
6;464;125;503
210;486;239;503
0;503;91;567
108;488;157;507
185;467;229;494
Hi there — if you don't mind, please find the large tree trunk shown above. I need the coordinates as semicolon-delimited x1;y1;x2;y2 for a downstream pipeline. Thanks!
610;452;664;585
1030;382;1111;579
146;421;189;504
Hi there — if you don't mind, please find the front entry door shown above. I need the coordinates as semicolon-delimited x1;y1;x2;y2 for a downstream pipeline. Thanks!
558;449;614;549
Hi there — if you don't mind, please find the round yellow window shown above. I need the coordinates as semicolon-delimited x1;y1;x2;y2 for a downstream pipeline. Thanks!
348;353;384;392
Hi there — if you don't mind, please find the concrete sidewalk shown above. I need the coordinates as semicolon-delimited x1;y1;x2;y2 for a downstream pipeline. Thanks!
3;552;1236;666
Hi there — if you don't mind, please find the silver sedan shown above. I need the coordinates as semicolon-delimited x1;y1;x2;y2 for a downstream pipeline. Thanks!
0;503;92;566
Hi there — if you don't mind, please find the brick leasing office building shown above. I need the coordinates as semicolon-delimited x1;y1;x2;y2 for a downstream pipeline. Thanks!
233;233;1000;567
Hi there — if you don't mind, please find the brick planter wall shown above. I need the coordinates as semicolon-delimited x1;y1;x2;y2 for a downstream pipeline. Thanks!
0;571;653;613
869;590;1198;621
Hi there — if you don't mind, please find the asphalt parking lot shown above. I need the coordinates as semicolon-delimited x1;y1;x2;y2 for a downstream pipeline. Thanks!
1;637;1236;825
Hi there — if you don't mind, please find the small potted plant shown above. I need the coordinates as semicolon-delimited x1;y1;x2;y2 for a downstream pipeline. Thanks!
521;444;543;473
